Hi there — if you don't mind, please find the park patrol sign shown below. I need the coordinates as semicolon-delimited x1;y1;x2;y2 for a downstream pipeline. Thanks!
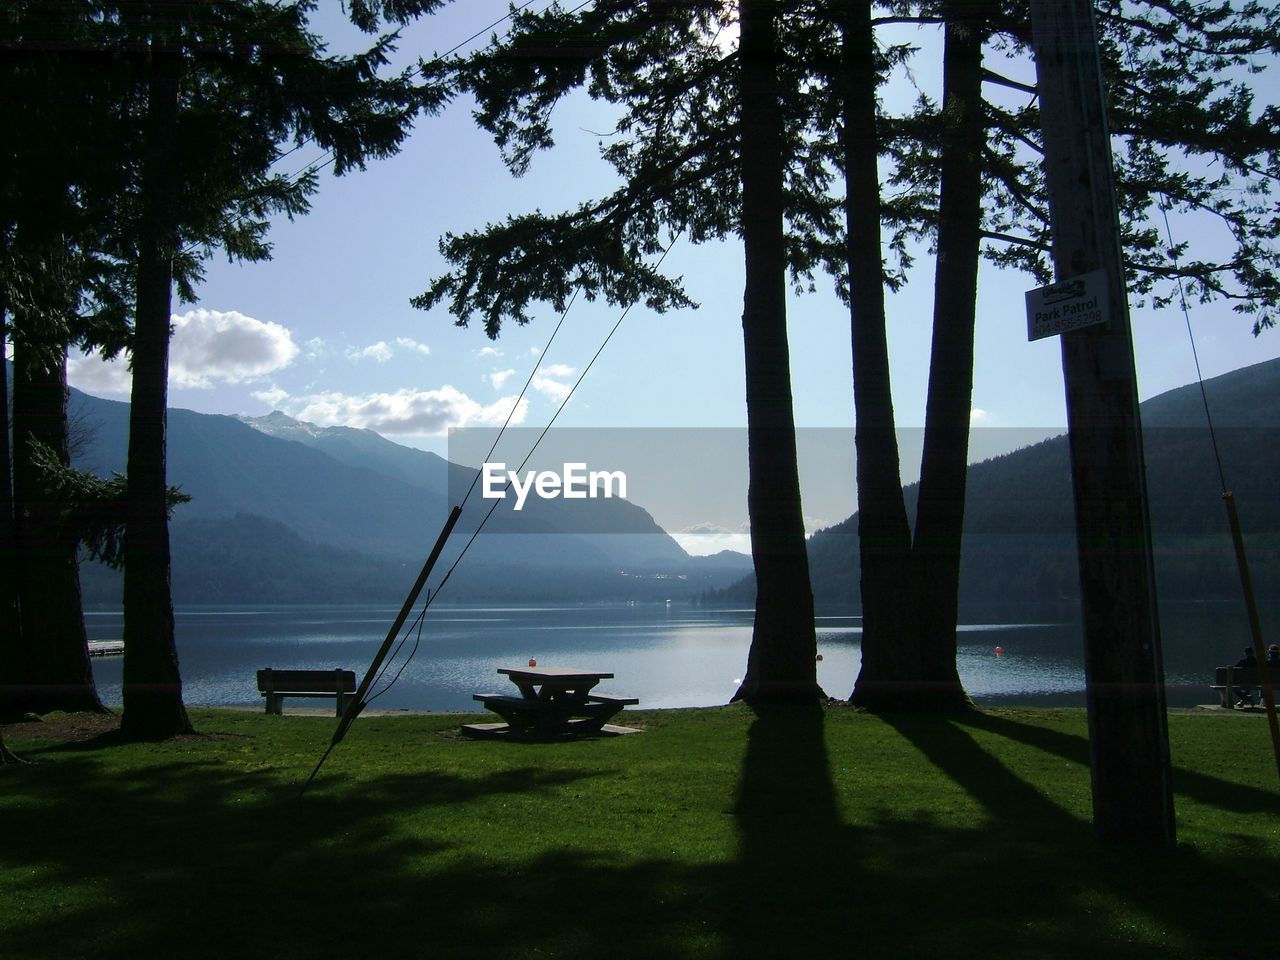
1025;268;1110;341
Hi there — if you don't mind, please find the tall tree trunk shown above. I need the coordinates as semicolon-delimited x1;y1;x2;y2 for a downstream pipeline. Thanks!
0;298;22;716
731;0;823;704
121;37;190;740
905;0;987;712
8;337;103;717
843;0;916;710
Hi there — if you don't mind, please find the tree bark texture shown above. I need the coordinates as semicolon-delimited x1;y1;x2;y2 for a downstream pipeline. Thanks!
121;39;191;740
844;1;990;711
6;339;103;718
843;0;916;710
731;0;823;704
903;0;987;711
1030;0;1174;848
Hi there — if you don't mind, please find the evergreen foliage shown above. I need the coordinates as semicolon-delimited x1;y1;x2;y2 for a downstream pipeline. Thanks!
416;0;827;702
1;1;444;736
411;0;1278;709
26;439;189;571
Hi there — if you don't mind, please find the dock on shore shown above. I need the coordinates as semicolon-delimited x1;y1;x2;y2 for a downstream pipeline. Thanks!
88;641;124;658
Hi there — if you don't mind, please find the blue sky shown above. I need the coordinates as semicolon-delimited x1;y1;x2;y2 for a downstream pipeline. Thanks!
63;1;1280;550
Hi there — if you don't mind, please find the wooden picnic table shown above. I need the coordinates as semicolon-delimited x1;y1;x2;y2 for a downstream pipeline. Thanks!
462;665;639;740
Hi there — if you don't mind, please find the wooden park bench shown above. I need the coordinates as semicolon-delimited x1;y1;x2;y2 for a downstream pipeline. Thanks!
1210;665;1279;708
257;668;357;717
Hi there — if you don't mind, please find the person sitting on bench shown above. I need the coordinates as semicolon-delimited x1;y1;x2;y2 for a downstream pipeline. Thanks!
1234;647;1259;708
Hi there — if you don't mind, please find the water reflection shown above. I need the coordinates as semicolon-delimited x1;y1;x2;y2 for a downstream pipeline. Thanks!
87;602;1240;711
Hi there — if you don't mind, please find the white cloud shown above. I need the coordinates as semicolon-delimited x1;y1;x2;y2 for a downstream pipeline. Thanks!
67;352;132;396
530;364;576;402
67;308;297;394
529;346;543;358
394;337;431;356
252;386;290;407
346;337;431;364
531;374;571;403
477;346;503;359
970;408;994;426
489;368;517;390
170;309;298;388
284;386;528;436
347;341;395;363
672;522;752;557
803;515;832;536
304;337;327;360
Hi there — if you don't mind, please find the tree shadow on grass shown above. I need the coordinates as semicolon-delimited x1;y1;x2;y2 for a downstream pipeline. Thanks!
3;710;1280;960
722;706;1280;959
0;749;643;960
898;710;1280;956
953;709;1280;816
722;705;1104;958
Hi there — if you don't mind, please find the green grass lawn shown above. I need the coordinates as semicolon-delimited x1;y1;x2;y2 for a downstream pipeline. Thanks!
2;705;1277;959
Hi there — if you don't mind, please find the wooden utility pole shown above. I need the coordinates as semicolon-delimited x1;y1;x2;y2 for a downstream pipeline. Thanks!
1029;0;1176;849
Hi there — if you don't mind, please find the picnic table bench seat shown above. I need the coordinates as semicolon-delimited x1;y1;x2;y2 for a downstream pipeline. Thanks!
258;668;356;717
471;692;639;726
584;693;640;707
472;692;639;707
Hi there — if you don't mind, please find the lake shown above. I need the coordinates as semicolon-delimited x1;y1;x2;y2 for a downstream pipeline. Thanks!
86;602;1239;711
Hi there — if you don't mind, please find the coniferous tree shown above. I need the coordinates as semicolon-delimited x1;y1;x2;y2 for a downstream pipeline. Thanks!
3;0;441;736
844;0;1278;710
735;0;823;702
836;0;918;709
0;2;131;718
11;339;103;716
416;0;832;703
417;0;1275;708
116;0;439;739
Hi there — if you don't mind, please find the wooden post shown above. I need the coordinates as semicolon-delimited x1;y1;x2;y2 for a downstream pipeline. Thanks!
1030;0;1176;849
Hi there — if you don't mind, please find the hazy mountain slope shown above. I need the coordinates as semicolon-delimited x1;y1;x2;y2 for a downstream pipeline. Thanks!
719;357;1280;609
59;387;748;602
73;393;449;559
233;409;691;568
237;411;455;495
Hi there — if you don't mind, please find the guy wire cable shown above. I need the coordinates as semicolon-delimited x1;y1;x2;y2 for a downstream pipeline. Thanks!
344;285;583;704
406;231;686;612
1159;202;1228;496
354;289;582;708
301;231;684;789
1159;199;1280;780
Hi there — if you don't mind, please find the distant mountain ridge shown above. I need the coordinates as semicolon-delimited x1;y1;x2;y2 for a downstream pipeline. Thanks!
60;391;752;604
714;356;1280;611
235;411;458;495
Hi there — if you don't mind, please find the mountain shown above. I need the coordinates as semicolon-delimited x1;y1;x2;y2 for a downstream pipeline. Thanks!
236;411;457;495
56;390;751;604
232;410;695;568
714;357;1280;611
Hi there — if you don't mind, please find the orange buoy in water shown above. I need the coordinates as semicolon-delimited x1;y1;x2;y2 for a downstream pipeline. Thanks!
994;646;1004;657
528;658;537;667
815;653;824;662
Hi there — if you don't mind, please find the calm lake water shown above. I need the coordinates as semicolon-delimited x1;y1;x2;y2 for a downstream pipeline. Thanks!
87;602;1239;711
